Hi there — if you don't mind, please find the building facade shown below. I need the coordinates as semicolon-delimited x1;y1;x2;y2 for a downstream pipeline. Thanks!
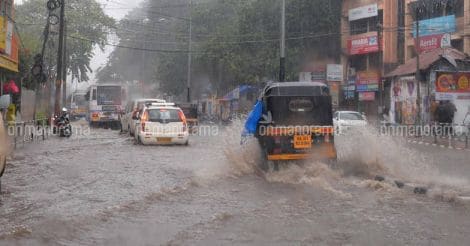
341;0;400;118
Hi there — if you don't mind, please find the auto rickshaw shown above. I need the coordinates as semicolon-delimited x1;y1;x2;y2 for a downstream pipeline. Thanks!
176;103;198;133
244;82;336;171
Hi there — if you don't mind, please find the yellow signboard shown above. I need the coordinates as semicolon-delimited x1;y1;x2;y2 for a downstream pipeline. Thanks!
0;55;18;72
0;17;5;52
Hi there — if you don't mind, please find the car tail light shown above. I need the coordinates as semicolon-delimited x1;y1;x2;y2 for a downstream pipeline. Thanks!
141;111;149;132
178;110;188;132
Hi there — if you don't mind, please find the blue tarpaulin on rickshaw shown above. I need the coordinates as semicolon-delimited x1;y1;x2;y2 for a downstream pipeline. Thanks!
242;100;263;137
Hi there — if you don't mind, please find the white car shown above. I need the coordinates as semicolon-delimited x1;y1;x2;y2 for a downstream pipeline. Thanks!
135;103;189;145
333;111;367;134
121;98;166;136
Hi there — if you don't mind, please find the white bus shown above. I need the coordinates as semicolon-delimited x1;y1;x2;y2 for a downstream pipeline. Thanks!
86;84;126;129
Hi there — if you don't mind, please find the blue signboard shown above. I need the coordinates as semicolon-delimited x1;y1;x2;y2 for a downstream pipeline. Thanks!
356;84;379;92
413;15;456;37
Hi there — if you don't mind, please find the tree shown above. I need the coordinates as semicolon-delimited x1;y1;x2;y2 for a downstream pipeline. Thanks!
16;0;115;84
98;0;341;98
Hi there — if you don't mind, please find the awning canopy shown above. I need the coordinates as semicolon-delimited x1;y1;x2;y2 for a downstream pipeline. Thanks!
223;85;256;101
385;48;468;78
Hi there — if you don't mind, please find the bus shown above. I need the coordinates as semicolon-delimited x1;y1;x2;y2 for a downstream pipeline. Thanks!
86;84;126;129
70;91;88;120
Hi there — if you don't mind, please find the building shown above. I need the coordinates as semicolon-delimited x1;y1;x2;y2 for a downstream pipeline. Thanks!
403;0;469;61
341;0;400;118
0;0;18;79
341;0;470;124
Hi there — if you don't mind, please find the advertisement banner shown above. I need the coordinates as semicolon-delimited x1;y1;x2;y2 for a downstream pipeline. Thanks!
326;64;343;81
358;92;375;101
349;4;378;21
348;35;379;55
435;72;470;100
299;67;326;83
5;21;13;55
413;15;456;37
356;84;379;92
356;71;380;85
415;33;451;53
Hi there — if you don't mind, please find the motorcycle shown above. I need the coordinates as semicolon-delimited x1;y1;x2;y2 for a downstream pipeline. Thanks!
54;108;72;137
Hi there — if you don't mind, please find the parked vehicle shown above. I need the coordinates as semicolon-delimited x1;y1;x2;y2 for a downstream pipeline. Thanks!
245;82;336;171
121;98;166;136
86;84;126;129
333;111;367;134
134;102;189;145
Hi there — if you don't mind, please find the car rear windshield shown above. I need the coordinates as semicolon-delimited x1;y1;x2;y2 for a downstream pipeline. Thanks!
147;109;181;123
341;113;363;120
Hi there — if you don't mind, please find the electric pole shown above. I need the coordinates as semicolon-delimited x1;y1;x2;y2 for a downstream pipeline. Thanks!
279;0;286;82
62;18;67;107
186;0;192;102
377;23;383;119
415;5;422;129
55;0;65;115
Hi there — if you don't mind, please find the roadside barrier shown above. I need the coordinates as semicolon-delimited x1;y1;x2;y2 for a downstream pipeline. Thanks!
6;118;50;149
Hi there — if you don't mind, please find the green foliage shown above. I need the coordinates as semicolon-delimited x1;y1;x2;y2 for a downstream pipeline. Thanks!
99;0;341;97
16;0;115;84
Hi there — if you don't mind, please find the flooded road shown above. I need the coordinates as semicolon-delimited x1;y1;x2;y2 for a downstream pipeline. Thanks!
1;123;470;245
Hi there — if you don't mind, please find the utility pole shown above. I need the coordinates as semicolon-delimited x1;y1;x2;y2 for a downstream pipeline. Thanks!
186;0;192;102
377;23;383;119
279;0;286;82
415;5;422;129
55;0;65;115
62;19;67;107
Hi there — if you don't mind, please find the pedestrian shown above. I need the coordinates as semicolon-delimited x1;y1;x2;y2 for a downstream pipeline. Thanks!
443;100;457;135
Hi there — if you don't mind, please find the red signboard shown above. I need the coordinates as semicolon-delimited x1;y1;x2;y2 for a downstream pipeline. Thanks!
356;71;380;85
415;33;451;53
358;92;375;101
348;35;379;55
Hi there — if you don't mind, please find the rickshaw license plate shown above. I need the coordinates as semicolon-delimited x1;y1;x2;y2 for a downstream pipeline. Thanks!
157;137;172;143
294;135;312;149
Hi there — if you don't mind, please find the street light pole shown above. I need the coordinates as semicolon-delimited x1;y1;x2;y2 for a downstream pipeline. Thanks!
186;0;192;102
279;0;286;82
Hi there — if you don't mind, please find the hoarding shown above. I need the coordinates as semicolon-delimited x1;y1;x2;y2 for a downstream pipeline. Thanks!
435;72;470;100
413;15;456;37
415;33;451;53
358;92;375;101
349;4;378;21
356;71;380;85
326;64;343;81
348;35;379;55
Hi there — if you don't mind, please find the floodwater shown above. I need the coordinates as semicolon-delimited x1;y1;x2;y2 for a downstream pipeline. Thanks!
1;121;470;245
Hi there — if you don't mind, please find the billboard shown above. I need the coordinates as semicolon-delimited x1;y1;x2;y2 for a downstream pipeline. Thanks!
356;71;380;85
435;72;470;100
416;33;451;53
326;64;343;81
348;35;379;55
349;4;378;21
358;92;375;101
413;15;456;37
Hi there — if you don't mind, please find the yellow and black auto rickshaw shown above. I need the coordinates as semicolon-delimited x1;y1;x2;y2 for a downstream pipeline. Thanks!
249;82;336;171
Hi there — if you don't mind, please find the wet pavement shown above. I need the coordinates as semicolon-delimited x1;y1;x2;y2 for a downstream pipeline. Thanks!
1;122;470;245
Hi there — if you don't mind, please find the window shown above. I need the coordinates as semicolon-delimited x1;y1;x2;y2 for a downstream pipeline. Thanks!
349;10;383;35
350;55;367;71
410;0;463;20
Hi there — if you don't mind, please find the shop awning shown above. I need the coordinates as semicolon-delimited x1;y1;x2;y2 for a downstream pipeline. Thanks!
385;48;468;78
223;85;255;101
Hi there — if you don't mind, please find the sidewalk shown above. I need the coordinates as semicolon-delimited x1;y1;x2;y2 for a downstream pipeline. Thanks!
406;134;469;150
